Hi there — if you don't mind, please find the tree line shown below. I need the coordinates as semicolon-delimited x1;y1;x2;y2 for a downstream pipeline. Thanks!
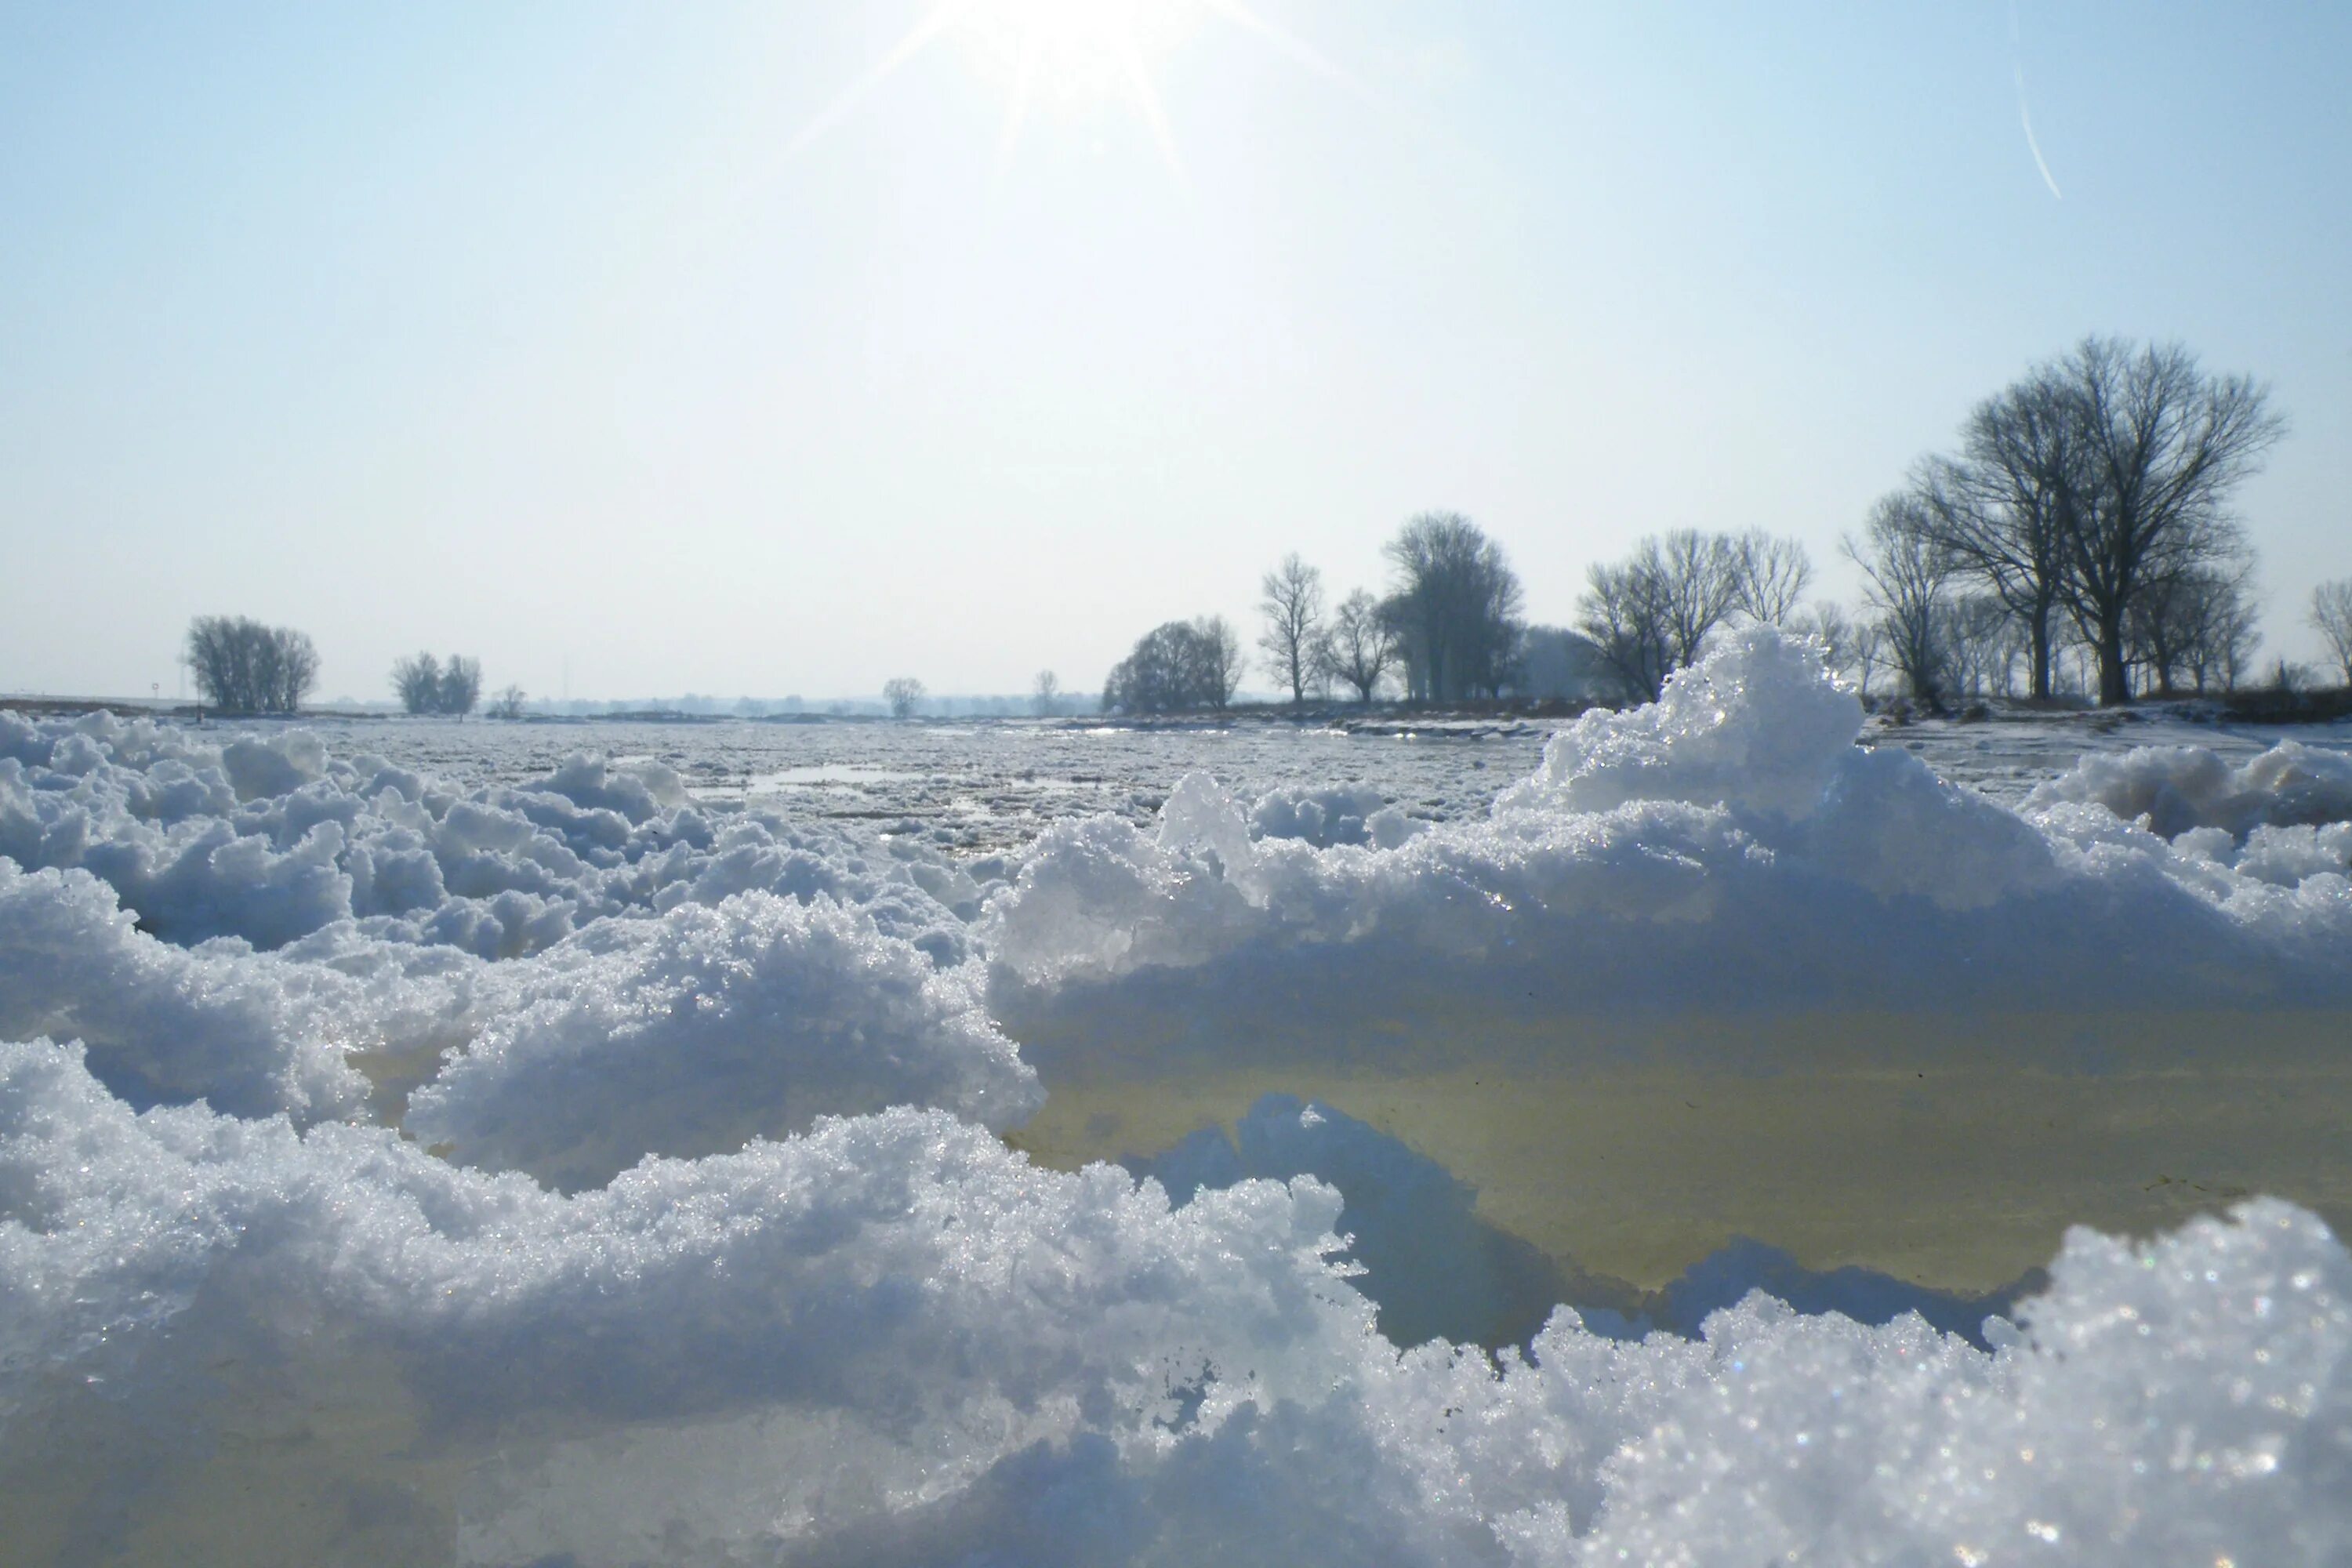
1099;337;2332;717
1102;511;1536;715
182;616;521;717
183;338;2330;721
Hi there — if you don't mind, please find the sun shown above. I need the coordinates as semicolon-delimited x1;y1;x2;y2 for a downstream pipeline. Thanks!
786;0;1349;180
962;0;1200;173
964;0;1198;104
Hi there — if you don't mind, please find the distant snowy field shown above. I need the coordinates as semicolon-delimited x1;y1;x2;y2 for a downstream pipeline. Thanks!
7;634;2352;1565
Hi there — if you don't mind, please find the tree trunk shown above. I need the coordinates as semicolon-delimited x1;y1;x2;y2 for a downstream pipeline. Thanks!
2027;612;2053;701
2096;615;2132;706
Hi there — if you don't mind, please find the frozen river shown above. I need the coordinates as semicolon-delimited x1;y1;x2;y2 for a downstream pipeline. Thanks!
301;702;2352;851
7;639;2352;1565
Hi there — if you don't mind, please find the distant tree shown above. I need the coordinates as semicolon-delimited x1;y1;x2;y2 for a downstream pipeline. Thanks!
1318;588;1396;703
2310;579;2352;687
1381;513;1524;702
1896;339;2282;705
1944;593;2019;699
440;655;482;719
187;616;318;714
1914;425;2068;700
393;652;443;714
487;684;529;720
2030;339;2281;705
1032;669;1062;717
2129;559;2258;696
1188;615;1244;711
393;652;485;716
1847;490;1957;709
1257;553;1327;706
1850;617;1883;699
1104;626;1181;714
1102;619;1243;714
1577;555;1672;703
1576;530;1744;703
1512;625;1609;701
1793;599;1856;683
1653;529;1744;670
1729;531;1813;626
882;677;925;719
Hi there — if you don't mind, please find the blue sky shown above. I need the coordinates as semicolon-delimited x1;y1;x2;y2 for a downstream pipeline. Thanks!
3;2;2347;701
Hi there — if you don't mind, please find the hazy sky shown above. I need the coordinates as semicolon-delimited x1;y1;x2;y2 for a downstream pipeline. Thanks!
5;2;2347;702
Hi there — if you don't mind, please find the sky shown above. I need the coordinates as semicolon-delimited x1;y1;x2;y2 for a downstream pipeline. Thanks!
3;1;2348;703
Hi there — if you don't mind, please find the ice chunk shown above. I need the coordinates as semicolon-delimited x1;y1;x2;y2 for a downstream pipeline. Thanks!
1250;782;1394;848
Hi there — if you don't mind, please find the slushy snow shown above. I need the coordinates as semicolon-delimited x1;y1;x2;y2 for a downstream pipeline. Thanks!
5;631;2352;1563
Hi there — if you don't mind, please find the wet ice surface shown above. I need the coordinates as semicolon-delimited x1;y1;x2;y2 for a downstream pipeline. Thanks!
8;641;2352;1566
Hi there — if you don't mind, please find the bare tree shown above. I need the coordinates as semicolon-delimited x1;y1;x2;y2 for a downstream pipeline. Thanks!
1188;615;1244;711
1102;619;1243;713
882;677;925;719
2127;558;2256;696
394;651;485;716
1850;618;1883;700
2032;339;2285;706
1917;402;2071;699
1382;513;1525;702
1257;553;1327;707
1944;593;2018;699
1319;588;1396;703
2311;579;2352;687
1577;556;1673;703
1847;491;1956;709
440;655;483;720
1729;531;1813;626
1032;669;1062;717
1791;598;1857;684
187;616;318;714
1575;530;1741;703
487;684;528;720
393;652;443;715
1653;529;1744;670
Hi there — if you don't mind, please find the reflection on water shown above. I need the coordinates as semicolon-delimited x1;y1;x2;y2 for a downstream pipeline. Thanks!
1004;1007;2352;1298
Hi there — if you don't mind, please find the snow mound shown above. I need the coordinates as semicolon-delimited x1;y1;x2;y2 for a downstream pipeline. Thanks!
2029;739;2352;839
0;859;371;1120
0;721;976;961
1250;782;1422;849
406;892;1040;1190
985;632;2350;1025
1492;626;1860;821
5;1040;2350;1565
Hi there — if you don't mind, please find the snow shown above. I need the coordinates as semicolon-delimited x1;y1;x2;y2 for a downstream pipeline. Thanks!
405;891;1040;1191
985;633;2352;1010
2029;738;2352;839
5;633;2352;1563
4;1039;2348;1564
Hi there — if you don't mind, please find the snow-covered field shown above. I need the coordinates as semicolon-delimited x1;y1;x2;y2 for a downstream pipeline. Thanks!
6;633;2352;1564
